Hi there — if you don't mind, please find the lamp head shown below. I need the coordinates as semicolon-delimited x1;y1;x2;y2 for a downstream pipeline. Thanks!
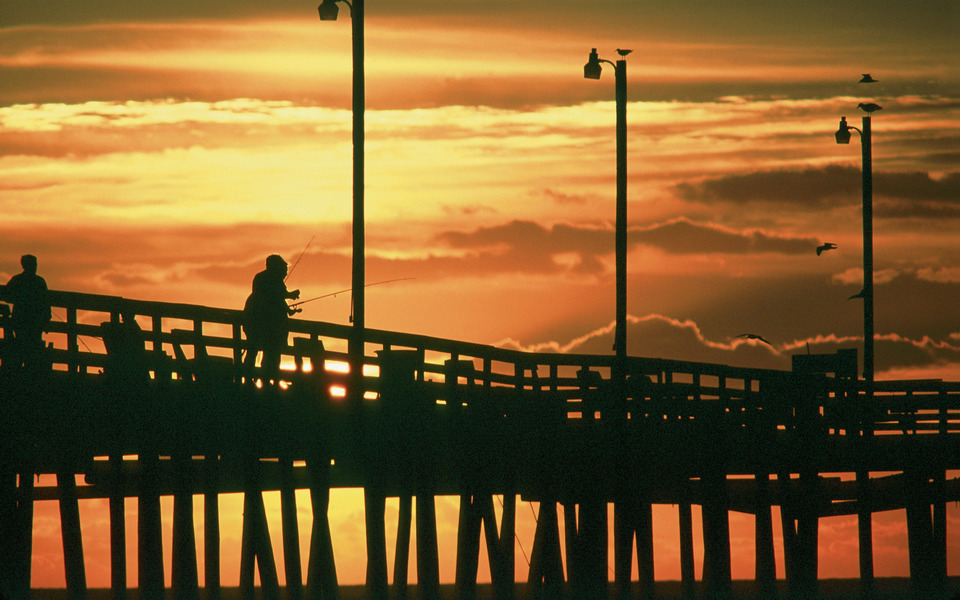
318;0;340;21
835;116;852;144
584;48;602;80
859;73;878;84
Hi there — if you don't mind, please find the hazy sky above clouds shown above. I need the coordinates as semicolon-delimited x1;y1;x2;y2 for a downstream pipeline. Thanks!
3;0;960;588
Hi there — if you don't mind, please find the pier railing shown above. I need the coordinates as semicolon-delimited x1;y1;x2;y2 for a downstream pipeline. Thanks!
18;289;958;440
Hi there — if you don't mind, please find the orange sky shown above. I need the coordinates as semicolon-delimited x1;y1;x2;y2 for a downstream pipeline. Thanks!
3;0;960;589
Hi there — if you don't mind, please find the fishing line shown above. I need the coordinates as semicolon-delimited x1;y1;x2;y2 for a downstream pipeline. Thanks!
289;278;415;309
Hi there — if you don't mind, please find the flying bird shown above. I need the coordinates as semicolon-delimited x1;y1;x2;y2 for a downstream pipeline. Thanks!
848;289;866;300
858;102;883;113
816;242;837;256
735;333;773;347
859;74;878;83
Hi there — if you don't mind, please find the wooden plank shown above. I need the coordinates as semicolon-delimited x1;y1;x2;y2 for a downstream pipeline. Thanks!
678;500;696;600
204;456;221;600
857;469;875;600
139;453;165;600
172;456;199;600
754;474;776;599
526;501;563;600
614;500;633;600
109;454;127;600
701;472;731;600
58;471;87;600
490;493;516;600
635;499;655;600
3;470;36;598
393;494;411;599
280;458;303;600
416;494;440;600
364;490;388;600
254;488;281;597
305;458;339;600
455;494;482;600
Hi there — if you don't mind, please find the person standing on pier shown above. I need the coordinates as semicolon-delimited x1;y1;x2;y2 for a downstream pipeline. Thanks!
2;254;52;373
242;254;300;384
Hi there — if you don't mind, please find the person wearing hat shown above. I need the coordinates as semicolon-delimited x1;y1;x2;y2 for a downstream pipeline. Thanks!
242;254;300;384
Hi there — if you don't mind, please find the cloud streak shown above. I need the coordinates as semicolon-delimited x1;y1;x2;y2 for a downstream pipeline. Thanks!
678;166;960;219
501;312;960;380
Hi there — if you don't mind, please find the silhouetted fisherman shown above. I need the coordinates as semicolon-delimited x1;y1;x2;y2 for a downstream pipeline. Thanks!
102;308;148;385
242;254;300;384
2;254;51;373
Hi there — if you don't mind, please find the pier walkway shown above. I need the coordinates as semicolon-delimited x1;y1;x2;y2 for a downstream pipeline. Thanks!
2;289;959;600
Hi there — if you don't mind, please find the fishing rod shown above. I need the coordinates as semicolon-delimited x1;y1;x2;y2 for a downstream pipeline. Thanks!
285;235;316;283
289;277;415;309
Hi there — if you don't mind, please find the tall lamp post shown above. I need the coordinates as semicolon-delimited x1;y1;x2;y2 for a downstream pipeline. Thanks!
584;48;629;362
319;2;388;598
835;112;875;383
585;47;652;600
319;0;365;355
835;90;880;599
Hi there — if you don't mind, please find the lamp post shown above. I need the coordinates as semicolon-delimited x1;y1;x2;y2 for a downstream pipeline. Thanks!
835;113;875;383
584;48;629;362
836;107;878;600
318;0;365;356
319;3;389;598
586;47;651;600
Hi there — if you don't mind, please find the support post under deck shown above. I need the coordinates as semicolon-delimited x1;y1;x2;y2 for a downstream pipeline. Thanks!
204;456;221;600
678;499;697;600
172;455;199;600
280;457;304;600
755;473;777;598
527;501;564;600
306;456;340;600
701;471;732;600
58;470;87;600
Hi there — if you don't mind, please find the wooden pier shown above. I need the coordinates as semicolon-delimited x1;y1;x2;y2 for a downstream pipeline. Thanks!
1;289;959;600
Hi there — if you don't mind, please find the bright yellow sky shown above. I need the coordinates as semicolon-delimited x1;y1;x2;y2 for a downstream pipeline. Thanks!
3;0;960;589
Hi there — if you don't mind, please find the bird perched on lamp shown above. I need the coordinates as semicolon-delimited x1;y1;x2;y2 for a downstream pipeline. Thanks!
858;102;883;113
816;242;838;256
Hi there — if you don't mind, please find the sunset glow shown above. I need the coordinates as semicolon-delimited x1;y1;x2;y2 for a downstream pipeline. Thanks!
3;0;959;590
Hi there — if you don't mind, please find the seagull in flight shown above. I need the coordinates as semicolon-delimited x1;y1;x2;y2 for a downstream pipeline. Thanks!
858;102;883;113
816;242;837;256
736;333;773;347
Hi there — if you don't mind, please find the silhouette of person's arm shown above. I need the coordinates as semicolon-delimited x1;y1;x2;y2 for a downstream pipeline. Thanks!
285;286;300;314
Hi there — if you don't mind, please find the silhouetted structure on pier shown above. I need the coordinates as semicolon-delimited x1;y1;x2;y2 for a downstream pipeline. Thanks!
2;289;959;600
